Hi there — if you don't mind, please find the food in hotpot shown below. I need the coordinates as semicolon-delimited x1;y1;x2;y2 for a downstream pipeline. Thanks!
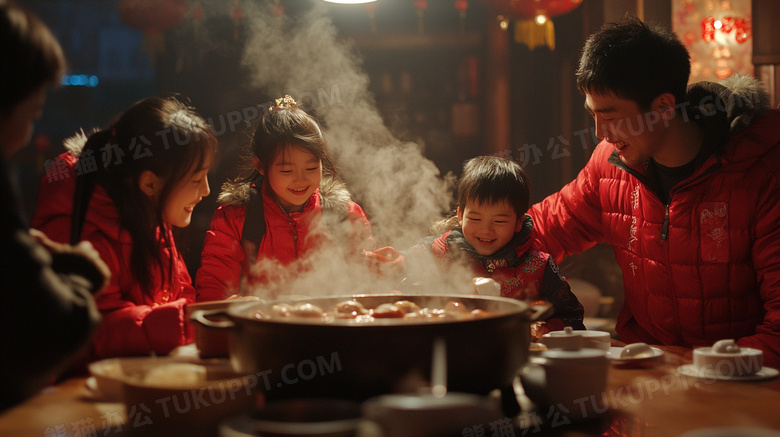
254;299;497;324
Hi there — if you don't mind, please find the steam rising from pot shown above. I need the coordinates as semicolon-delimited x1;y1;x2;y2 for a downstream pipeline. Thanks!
233;2;476;297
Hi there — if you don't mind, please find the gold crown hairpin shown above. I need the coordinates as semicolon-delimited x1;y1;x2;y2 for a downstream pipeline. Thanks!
270;95;298;112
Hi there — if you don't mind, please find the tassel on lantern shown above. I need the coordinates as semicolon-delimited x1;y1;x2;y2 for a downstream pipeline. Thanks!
271;0;284;34
141;29;166;63
414;0;427;34
191;2;204;42
455;0;468;34
365;2;377;34
514;18;555;50
232;0;243;41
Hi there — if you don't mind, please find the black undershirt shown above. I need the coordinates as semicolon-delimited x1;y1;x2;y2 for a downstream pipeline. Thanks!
650;159;695;204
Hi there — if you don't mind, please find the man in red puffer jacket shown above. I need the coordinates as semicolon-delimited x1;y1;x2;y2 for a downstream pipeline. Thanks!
530;17;780;368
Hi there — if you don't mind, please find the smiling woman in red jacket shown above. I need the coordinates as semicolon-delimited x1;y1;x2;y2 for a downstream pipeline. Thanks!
32;96;217;360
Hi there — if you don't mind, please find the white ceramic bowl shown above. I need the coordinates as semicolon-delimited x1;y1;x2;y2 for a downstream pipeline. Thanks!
692;339;763;377
88;356;191;402
91;357;256;437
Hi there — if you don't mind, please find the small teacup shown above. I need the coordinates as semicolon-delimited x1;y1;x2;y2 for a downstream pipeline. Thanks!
520;348;608;421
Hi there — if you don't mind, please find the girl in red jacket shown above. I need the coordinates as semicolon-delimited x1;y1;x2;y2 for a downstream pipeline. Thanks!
195;95;374;301
32;96;217;359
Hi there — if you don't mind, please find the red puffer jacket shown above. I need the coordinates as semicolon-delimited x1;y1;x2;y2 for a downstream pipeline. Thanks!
31;135;195;360
195;178;375;301
530;78;780;367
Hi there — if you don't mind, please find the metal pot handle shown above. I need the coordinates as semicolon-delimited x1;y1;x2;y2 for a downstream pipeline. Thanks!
190;309;238;330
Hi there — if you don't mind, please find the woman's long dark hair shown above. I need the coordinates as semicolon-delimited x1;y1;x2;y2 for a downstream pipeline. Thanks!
73;96;217;292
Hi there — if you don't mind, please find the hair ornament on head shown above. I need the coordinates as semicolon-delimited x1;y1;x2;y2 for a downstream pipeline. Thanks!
270;95;298;113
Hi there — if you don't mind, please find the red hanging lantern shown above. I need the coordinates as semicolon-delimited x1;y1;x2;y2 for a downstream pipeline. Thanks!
117;0;189;60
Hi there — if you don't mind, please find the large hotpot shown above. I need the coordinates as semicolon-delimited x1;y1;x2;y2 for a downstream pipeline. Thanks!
191;294;549;402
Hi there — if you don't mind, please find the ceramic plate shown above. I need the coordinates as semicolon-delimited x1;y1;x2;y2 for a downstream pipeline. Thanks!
606;346;664;365
677;364;779;382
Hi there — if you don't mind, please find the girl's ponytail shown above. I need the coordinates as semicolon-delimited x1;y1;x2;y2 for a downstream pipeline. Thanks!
69;128;111;245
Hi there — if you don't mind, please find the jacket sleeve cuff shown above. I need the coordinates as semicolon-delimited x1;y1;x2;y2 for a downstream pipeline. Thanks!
142;298;189;355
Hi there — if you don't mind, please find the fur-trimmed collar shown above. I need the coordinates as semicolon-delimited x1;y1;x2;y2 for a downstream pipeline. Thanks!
217;175;353;214
62;129;93;156
687;74;771;136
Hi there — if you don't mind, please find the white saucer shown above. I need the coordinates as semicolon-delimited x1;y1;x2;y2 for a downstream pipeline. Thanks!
605;346;664;365
677;364;779;382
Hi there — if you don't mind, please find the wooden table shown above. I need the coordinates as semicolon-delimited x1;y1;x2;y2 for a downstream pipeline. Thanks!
1;345;779;437
513;344;780;436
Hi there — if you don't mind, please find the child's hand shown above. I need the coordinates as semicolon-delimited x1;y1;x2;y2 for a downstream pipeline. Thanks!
530;321;551;342
363;246;402;264
363;246;406;277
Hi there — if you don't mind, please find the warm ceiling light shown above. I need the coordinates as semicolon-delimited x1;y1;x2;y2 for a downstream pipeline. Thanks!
321;0;377;4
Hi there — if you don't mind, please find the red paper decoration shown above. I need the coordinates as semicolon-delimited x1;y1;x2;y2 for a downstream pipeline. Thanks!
701;16;752;44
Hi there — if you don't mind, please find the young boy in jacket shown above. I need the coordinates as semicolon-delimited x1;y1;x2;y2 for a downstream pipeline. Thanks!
529;17;780;367
367;155;586;339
